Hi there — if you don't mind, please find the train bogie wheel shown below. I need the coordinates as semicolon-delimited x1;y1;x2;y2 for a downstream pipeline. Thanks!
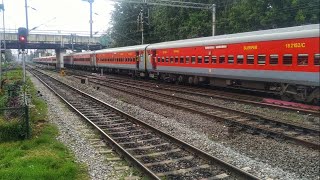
177;75;184;84
188;76;194;84
193;76;199;85
281;86;296;102
281;93;294;101
306;88;320;105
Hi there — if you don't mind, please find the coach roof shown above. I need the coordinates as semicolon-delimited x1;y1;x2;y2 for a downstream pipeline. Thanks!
147;24;319;50
95;44;149;54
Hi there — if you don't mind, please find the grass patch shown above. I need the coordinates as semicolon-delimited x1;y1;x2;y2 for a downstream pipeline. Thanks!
0;118;26;141
0;124;88;180
0;68;89;180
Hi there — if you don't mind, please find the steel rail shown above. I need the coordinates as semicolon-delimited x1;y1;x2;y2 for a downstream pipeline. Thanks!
76;75;320;149
29;68;260;180
88;74;320;115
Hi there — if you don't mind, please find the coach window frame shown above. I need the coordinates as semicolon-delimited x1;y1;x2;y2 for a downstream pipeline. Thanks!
314;54;320;66
166;57;169;63
247;55;254;65
237;55;244;64
219;55;225;64
197;56;202;64
211;55;217;64
297;54;309;66
186;56;190;64
228;55;234;64
191;56;196;64
258;54;266;65
175;56;179;63
180;56;184;64
170;56;174;63
269;54;278;65
283;54;293;65
204;56;210;64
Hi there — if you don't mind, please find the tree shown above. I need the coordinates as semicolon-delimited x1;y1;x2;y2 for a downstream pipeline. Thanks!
108;0;320;46
109;3;143;47
3;50;14;62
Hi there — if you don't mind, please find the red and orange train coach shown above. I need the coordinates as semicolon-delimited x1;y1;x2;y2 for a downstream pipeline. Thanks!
94;45;147;75
146;24;319;104
33;56;57;66
33;24;319;104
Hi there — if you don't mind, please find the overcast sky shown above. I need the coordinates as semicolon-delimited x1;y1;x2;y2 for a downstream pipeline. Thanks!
2;0;115;35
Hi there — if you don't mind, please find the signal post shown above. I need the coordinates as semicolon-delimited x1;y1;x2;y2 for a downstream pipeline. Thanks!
18;27;28;83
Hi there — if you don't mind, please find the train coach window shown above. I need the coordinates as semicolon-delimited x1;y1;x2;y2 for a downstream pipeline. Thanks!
157;57;161;63
162;57;165;63
180;57;184;63
211;56;217;64
315;54;320;65
283;54;292;65
198;56;202;64
298;54;308;65
170;57;174;63
258;55;266;65
204;56;210;64
237;55;244;64
247;55;254;64
219;56;225;64
166;57;169;63
175;57;179;63
186;56;190;64
228;55;234;64
191;56;196;64
270;55;278;65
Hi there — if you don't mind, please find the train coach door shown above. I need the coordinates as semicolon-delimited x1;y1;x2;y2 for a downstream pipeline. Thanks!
136;51;140;69
138;51;147;70
151;50;157;70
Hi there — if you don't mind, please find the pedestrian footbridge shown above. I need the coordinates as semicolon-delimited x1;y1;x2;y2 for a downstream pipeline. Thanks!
0;30;103;50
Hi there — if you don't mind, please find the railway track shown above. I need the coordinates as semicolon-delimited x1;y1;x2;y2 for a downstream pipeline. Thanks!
68;69;320;115
29;68;260;180
73;74;320;149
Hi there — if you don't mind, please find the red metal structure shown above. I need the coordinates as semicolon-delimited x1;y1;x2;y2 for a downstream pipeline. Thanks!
33;24;320;103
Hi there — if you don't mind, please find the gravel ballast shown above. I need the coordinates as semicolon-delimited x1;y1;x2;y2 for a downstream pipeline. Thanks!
38;70;319;180
28;72;129;180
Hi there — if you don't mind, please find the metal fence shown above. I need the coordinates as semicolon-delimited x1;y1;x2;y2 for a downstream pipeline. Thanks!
0;106;29;141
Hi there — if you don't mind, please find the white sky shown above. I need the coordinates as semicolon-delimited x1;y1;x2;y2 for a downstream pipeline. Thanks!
2;0;115;35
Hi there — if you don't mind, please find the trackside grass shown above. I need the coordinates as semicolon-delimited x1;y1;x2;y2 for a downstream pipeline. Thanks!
0;68;88;180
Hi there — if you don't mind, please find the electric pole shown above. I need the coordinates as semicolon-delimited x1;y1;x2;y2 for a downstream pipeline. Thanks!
111;0;216;35
138;8;144;44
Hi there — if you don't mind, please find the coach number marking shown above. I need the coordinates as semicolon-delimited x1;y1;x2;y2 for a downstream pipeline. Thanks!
244;45;258;51
285;43;306;49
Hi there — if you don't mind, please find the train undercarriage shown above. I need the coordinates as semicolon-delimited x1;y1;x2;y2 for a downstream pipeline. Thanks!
64;65;320;105
155;72;320;105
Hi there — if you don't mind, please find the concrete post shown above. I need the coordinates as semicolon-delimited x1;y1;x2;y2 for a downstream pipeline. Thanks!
212;4;216;36
55;48;65;69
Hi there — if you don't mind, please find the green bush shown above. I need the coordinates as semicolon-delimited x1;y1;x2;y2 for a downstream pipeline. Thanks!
0;119;26;142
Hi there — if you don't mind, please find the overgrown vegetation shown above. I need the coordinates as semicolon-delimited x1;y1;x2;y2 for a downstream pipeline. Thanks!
0;68;88;179
107;0;320;47
0;69;26;142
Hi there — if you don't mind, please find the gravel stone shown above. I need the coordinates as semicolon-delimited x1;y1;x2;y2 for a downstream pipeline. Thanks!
44;71;320;180
28;72;120;180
